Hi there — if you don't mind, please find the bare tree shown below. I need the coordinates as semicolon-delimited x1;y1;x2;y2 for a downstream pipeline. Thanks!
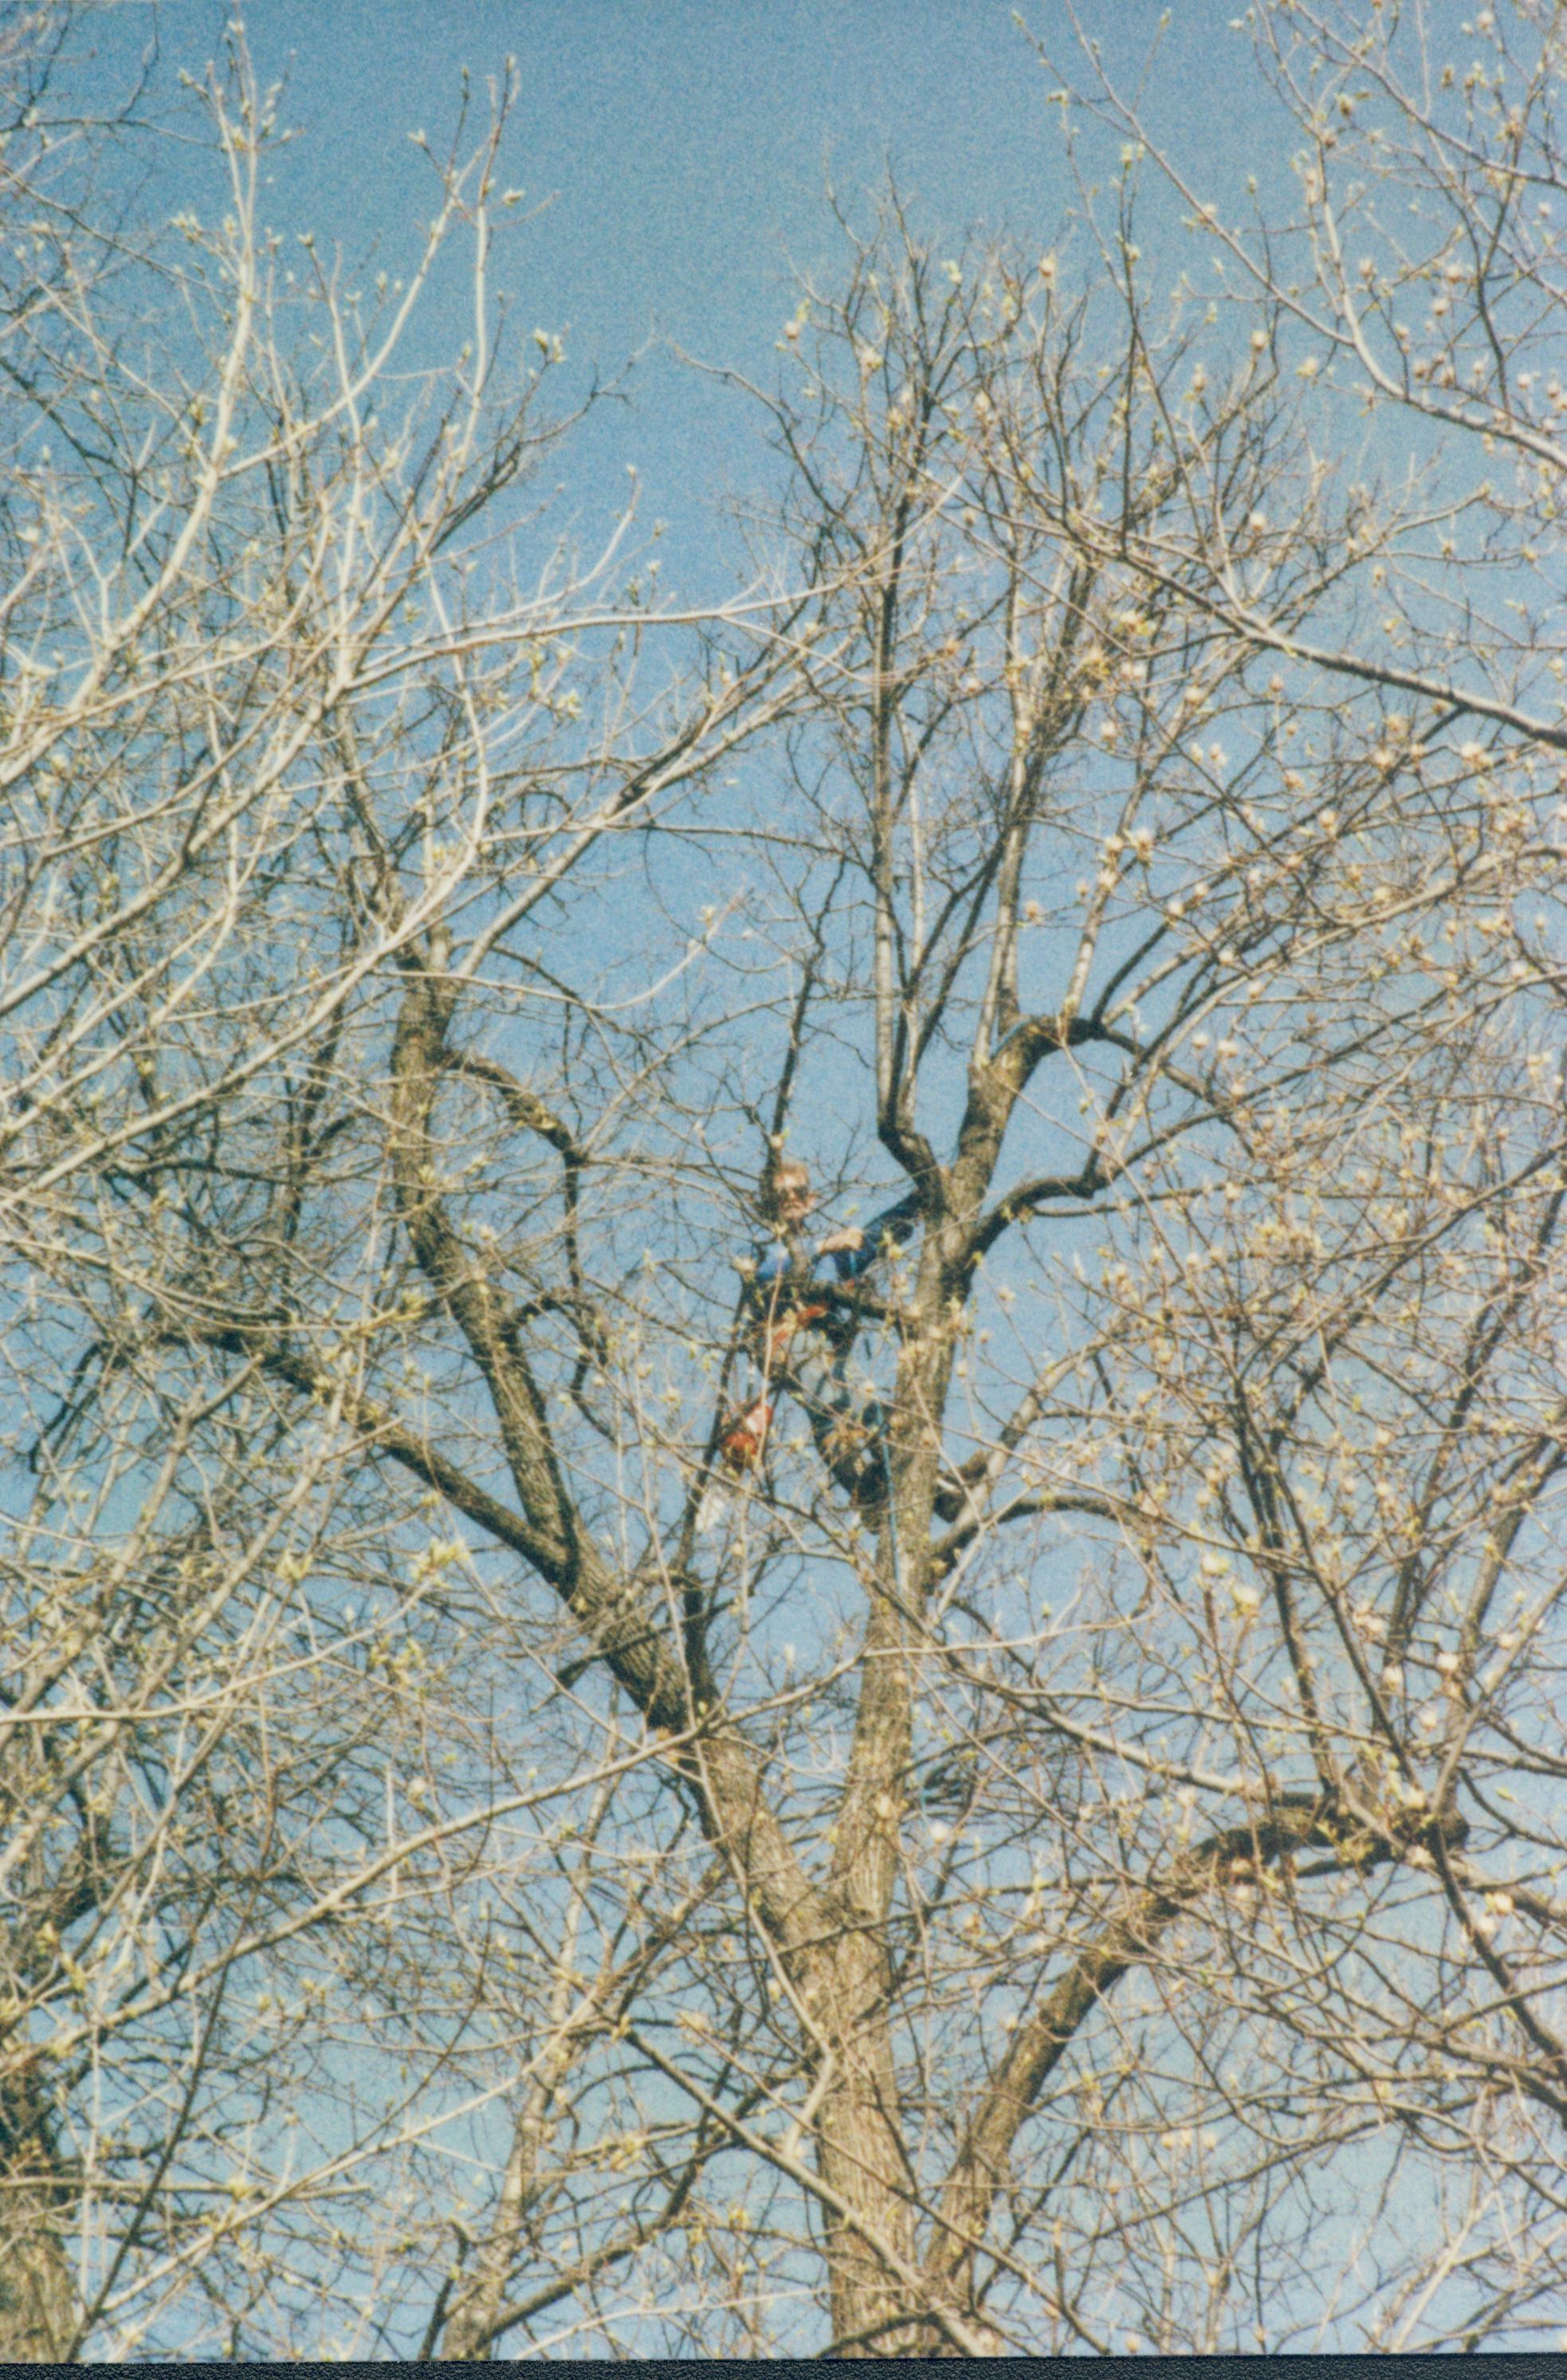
639;137;1567;2348
0;17;799;2359
5;0;1567;2360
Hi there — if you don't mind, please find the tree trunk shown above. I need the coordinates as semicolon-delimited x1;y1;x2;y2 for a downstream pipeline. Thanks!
815;1938;918;2355
814;1323;954;2357
0;2072;73;2362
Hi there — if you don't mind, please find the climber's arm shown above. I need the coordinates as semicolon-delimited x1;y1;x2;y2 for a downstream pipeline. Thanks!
819;1189;921;1280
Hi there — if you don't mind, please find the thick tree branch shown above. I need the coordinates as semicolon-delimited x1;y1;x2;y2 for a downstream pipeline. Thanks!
923;1793;1467;2307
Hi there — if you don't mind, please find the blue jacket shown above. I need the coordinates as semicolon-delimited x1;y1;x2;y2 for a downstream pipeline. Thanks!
750;1189;921;1290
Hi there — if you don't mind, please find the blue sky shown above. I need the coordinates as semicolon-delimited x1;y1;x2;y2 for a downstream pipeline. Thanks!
89;0;1290;596
30;14;1552;2354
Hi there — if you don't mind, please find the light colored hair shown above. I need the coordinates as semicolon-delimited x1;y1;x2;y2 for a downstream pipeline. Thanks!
765;1158;812;1218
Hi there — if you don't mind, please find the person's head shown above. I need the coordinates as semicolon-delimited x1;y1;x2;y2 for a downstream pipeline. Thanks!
767;1158;815;1226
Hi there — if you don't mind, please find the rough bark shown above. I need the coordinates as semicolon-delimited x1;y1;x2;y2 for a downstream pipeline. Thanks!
0;2068;73;2363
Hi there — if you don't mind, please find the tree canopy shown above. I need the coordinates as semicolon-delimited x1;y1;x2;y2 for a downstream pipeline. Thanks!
3;1;1567;2357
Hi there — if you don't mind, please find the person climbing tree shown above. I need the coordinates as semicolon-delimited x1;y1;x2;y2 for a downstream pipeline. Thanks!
717;1159;921;1516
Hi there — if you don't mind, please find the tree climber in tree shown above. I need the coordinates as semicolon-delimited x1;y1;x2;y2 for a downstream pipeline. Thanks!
717;1157;921;1516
